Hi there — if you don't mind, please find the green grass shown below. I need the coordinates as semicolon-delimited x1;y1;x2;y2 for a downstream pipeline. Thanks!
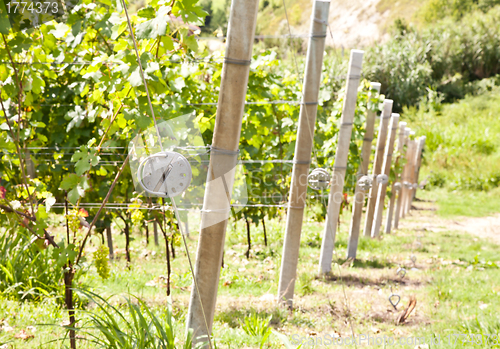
420;188;500;217
1;194;500;348
406;86;500;192
376;0;424;29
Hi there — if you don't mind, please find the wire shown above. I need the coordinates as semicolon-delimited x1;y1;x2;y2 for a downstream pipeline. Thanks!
35;100;311;108
169;197;214;349
281;0;321;168
120;0;163;153
198;34;310;40
0;58;224;66
120;0;212;346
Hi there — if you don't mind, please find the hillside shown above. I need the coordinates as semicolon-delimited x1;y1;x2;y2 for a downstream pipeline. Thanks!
201;0;424;47
256;0;423;48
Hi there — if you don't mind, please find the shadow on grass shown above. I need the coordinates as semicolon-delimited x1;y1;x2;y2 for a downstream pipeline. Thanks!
411;205;437;211
333;257;395;269
214;307;287;328
316;272;420;288
414;197;436;203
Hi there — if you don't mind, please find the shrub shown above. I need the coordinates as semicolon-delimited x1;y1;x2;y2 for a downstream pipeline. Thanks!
364;6;500;111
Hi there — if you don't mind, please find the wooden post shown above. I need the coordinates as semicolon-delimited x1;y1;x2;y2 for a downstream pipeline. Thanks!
401;134;416;217
25;149;36;178
405;138;420;215
186;0;259;341
317;51;365;274
408;139;422;211
362;100;393;237
371;114;399;238
384;122;407;234
409;136;426;207
345;82;381;259
415;136;426;190
153;220;159;246
105;226;114;260
394;127;411;229
277;0;331;307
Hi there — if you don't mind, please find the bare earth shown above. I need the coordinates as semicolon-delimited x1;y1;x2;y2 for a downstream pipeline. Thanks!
399;200;500;246
289;0;422;48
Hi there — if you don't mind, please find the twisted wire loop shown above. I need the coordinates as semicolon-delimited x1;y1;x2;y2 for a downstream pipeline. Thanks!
310;34;327;38
293;160;312;165
340;122;354;127
223;57;252;66
312;17;328;25
301;101;319;105
310;16;328;38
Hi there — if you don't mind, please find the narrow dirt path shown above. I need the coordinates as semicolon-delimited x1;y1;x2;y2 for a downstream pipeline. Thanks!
399;200;500;245
455;214;500;245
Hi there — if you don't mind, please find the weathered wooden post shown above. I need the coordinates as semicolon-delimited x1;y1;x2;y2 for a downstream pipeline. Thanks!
402;135;416;217
394;127;411;229
409;136;426;207
345;83;381;259
384;122;407;234
404;141;417;215
362;100;393;237
153;220;159;246
105;226;114;260
371;114;399;238
277;0;331;307
317;50;364;274
186;0;259;341
25;150;36;178
415;136;427;188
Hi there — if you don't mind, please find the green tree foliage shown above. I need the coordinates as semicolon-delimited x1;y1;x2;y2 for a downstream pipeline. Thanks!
419;0;500;22
365;6;500;110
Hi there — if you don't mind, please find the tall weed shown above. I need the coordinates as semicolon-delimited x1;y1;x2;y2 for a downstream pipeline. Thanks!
77;290;201;349
0;229;63;301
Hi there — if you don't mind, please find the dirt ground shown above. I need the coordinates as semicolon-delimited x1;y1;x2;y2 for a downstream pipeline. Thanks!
210;199;500;341
400;200;500;245
290;0;423;48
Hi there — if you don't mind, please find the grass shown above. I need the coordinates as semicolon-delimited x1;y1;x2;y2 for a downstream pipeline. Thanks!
406;86;500;192
1;193;500;348
376;0;424;29
422;187;500;218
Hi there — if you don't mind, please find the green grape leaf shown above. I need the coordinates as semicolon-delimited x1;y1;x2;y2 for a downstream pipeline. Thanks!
135;6;171;40
128;67;143;87
60;174;81;191
60;174;90;204
49;23;69;39
172;0;207;25
66;106;86;132
72;148;100;176
52;244;78;268
137;6;156;19
45;193;56;212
